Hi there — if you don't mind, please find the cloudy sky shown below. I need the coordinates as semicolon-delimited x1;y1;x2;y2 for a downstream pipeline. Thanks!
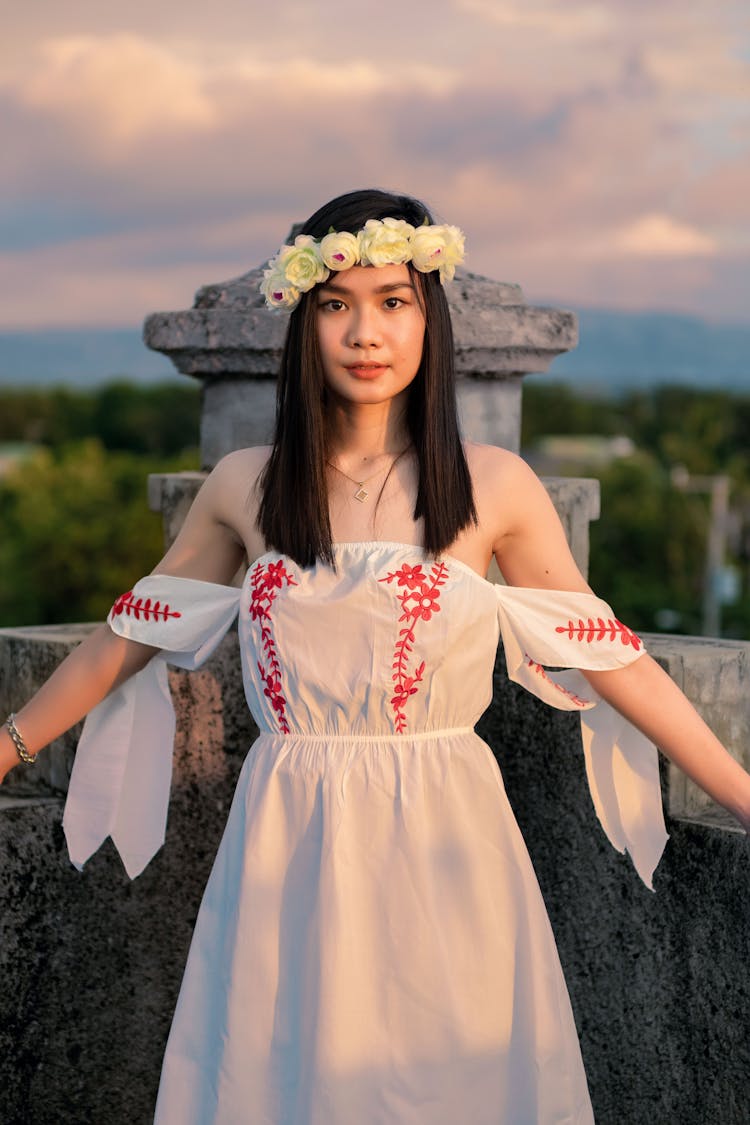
2;0;748;328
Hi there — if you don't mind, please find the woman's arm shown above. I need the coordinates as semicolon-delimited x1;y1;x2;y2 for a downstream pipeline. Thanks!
0;449;265;783
490;453;593;593
487;451;750;834
583;656;750;834
0;625;160;780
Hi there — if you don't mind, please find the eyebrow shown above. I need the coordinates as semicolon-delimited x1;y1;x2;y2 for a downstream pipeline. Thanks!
317;280;417;296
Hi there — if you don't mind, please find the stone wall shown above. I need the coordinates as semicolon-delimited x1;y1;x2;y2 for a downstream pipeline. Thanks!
1;623;748;1125
0;631;253;1125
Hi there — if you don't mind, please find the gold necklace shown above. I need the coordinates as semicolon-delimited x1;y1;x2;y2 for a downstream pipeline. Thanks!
327;450;408;503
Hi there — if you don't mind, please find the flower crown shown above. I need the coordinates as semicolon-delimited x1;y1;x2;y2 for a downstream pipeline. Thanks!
259;217;465;310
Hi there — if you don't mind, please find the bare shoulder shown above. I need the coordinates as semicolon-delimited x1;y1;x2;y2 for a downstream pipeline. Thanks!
210;445;272;485
464;443;589;590
464;441;547;531
203;446;271;547
159;445;269;550
151;446;272;583
464;441;528;481
203;446;271;505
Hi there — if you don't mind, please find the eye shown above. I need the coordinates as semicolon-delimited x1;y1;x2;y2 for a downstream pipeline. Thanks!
383;296;405;310
319;298;346;312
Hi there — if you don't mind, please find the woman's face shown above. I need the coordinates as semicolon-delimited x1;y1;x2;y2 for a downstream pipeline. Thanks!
314;263;426;407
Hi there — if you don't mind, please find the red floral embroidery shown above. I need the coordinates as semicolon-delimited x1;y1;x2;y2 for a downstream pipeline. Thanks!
379;560;449;733
554;616;642;651
111;591;181;622
394;563;427;589
249;560;297;733
525;657;589;708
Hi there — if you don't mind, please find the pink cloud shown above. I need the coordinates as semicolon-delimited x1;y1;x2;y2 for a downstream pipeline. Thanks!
15;35;216;147
0;5;747;326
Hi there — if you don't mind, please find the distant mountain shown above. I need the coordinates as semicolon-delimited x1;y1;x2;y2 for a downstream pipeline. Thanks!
0;310;748;391
0;328;179;386
542;308;749;392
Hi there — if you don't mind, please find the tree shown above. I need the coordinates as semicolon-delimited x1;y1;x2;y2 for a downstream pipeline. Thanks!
0;440;196;626
0;382;200;455
590;456;729;634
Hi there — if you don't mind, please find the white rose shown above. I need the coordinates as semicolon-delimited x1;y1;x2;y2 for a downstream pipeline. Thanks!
410;224;465;282
358;218;415;267
277;235;329;291
259;264;300;310
320;231;360;271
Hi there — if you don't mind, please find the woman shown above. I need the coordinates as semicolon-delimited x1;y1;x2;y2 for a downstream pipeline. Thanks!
2;189;749;1124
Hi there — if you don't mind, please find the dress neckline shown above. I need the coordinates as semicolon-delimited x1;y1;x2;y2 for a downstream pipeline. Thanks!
250;540;497;593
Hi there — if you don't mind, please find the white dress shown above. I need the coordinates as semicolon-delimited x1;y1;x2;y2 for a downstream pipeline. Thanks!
63;541;668;1125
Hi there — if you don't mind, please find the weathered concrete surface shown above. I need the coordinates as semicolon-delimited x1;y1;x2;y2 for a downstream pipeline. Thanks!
201;379;278;460
0;633;256;1125
646;633;750;822
456;379;522;452
146;470;207;554
143;265;577;466
448;272;578;375
476;654;750;1125
1;626;748;1124
0;623;91;798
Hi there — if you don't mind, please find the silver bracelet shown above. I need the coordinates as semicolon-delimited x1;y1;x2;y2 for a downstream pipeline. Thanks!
5;713;35;765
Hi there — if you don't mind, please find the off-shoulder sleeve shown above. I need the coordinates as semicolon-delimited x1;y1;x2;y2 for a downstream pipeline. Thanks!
495;585;669;889
63;575;241;879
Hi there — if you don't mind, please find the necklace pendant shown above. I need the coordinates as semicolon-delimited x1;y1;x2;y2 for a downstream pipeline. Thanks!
354;485;369;503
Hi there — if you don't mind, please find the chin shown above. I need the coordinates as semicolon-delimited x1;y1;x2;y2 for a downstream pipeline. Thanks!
326;377;416;407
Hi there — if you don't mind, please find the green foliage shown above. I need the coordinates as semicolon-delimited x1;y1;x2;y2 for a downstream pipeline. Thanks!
0;381;200;455
0;382;202;626
0;440;197;627
523;383;750;484
521;384;623;441
524;382;750;637
589;456;707;634
621;387;750;479
89;382;201;456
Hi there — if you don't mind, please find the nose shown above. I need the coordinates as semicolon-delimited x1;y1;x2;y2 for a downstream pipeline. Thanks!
346;306;383;349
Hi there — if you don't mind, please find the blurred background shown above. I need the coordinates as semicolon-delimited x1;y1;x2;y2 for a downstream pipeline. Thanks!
1;0;748;635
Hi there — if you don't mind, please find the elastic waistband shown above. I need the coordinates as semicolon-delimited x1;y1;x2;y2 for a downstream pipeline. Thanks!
254;725;475;745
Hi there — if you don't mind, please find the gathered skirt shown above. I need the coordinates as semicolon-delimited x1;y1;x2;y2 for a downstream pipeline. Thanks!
154;730;594;1124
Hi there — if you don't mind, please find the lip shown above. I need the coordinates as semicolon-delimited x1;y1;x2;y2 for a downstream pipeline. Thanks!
344;363;389;380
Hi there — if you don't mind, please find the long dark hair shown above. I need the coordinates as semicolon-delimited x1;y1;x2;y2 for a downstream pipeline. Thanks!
257;188;477;566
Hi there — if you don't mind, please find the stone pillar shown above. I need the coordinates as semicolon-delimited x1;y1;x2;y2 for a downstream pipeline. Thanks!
144;262;577;466
449;273;578;452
